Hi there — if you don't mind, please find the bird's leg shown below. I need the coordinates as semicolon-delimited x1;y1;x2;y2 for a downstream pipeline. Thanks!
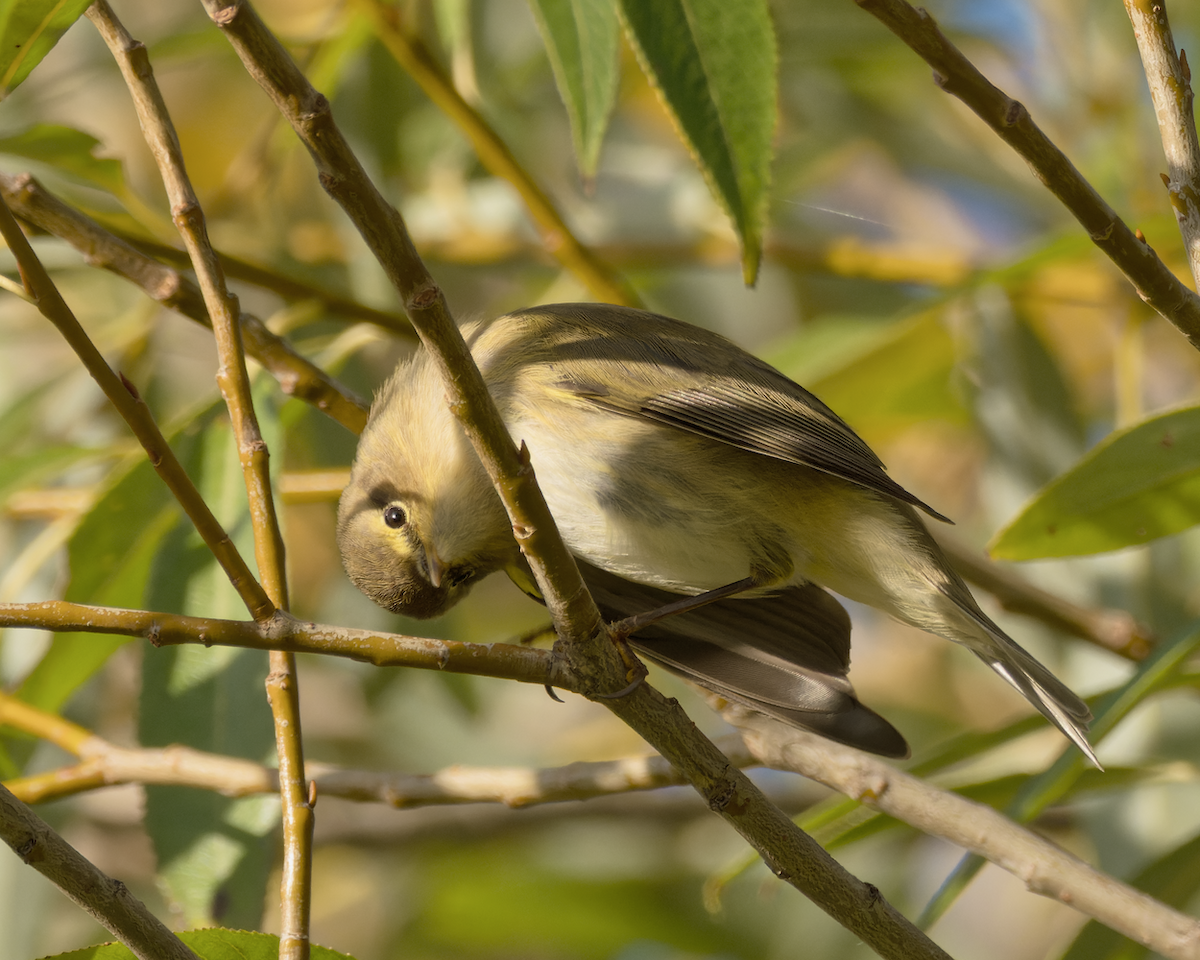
608;576;759;640
598;576;759;700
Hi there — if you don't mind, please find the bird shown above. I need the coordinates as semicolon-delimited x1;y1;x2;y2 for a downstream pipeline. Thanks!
336;302;1095;763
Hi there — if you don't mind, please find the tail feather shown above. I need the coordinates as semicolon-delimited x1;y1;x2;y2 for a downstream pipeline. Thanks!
951;595;1099;767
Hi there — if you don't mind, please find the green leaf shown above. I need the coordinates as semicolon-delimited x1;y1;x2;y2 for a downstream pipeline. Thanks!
42;928;357;960
618;0;776;282
527;0;619;179
0;124;127;195
990;404;1200;560
1061;829;1200;960
0;0;92;94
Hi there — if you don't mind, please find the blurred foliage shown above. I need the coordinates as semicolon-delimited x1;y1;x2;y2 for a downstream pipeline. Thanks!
0;0;1199;959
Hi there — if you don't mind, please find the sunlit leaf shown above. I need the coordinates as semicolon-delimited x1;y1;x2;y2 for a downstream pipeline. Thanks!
618;0;776;282
0;0;92;94
990;404;1200;560
527;0;619;179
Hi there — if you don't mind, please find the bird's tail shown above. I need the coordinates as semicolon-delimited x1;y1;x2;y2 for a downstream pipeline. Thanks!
942;584;1098;767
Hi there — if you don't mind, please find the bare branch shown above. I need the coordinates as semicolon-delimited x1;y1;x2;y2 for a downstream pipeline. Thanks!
1123;0;1200;289
738;710;1200;960
0;601;569;684
0;784;200;960
855;0;1200;349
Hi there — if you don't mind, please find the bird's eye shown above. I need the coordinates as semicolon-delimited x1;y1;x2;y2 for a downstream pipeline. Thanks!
447;567;473;588
383;505;407;529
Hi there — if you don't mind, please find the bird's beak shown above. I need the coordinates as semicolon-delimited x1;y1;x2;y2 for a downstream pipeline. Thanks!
423;543;446;588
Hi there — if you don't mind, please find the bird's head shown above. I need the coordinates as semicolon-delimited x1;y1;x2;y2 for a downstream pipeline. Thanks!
336;355;517;619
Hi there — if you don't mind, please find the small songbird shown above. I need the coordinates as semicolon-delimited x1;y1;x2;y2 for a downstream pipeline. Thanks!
337;302;1095;762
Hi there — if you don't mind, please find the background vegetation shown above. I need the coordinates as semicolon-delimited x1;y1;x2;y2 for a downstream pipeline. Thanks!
1;0;1200;958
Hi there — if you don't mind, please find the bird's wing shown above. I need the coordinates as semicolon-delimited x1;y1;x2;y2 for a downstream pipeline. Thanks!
526;303;948;522
578;560;910;758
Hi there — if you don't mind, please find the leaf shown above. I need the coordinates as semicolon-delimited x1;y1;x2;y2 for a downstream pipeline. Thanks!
0;124;127;195
990;404;1200;560
527;0;619;179
618;0;776;282
41;928;357;960
0;0;92;94
1061;829;1200;960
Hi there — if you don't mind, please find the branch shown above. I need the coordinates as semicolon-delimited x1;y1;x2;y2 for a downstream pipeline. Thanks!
737;710;1200;960
1123;0;1200;289
0;601;569;683
354;0;641;309
0;784;200;960
85;3;311;951
855;0;1200;349
0;195;273;620
0;171;369;434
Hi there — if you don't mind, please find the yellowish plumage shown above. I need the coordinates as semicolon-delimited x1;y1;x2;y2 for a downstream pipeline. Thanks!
338;303;1096;762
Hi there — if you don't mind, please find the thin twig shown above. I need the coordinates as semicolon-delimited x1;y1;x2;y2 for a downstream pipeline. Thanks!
736;710;1200;960
354;0;641;309
0;784;200;960
1123;0;1200;289
854;0;1200;349
0;601;569;683
0;682;749;806
0;171;369;434
85;4;312;954
0;195;273;620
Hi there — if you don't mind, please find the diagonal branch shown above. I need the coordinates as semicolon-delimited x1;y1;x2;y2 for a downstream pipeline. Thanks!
1123;0;1200;289
0;784;200;960
855;0;1200;349
736;710;1200;960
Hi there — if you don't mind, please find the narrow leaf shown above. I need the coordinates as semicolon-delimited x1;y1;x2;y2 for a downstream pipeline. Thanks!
527;0;619;179
618;0;776;282
990;404;1200;560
